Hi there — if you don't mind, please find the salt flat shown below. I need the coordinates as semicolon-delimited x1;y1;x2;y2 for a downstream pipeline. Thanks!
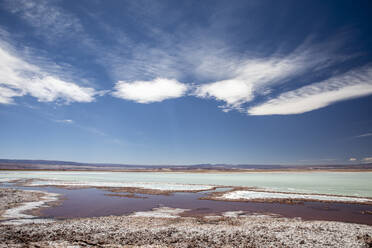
1;170;372;197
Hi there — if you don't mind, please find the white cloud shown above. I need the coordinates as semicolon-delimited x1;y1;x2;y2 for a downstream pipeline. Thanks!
194;57;301;110
193;44;336;111
0;42;97;104
0;86;23;104
195;79;253;109
112;78;188;103
349;158;357;162
247;66;372;115
25;76;96;103
3;1;368;117
362;157;372;163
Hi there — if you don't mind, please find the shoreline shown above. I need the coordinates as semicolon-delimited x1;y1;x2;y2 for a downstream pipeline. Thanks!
9;178;372;205
2;185;372;225
0;188;60;225
1;206;372;247
202;187;372;205
1;188;372;247
2;171;372;227
2;168;372;173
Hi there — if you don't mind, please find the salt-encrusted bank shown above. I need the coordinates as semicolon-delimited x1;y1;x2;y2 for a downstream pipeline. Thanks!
24;179;215;192
217;190;372;204
1;188;372;247
0;188;59;225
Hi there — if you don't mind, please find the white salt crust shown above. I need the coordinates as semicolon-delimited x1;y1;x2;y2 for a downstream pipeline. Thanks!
222;211;245;218
26;180;214;191
2;190;59;225
220;190;372;203
130;207;189;218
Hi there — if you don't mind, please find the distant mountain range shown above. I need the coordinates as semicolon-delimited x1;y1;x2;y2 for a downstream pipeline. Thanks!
0;159;371;171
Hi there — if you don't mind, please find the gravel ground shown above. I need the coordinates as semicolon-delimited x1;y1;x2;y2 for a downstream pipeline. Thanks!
1;214;372;247
1;188;372;248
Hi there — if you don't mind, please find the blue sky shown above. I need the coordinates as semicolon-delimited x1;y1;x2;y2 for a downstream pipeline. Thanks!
0;0;371;165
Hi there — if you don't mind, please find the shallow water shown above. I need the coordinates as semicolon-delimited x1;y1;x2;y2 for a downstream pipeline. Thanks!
6;185;372;225
1;170;372;197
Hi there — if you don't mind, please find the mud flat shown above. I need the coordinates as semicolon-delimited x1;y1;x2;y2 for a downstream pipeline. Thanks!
1;188;372;247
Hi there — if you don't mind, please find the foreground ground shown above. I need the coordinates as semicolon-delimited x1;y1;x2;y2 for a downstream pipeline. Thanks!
0;188;372;248
0;188;45;220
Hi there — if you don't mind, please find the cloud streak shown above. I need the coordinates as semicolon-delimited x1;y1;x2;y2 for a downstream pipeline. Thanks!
3;0;84;42
2;1;371;117
362;157;372;163
247;66;372;115
194;55;303;111
354;133;372;138
112;78;188;103
0;86;23;104
193;40;346;112
0;41;97;104
55;119;74;124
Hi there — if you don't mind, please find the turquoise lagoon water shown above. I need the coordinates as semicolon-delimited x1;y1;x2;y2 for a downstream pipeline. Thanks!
1;170;372;197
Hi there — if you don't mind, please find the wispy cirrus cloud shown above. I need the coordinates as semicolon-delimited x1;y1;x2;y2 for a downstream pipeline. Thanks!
0;85;23;104
2;0;192;85
112;78;188;104
353;133;372;138
53;118;125;145
3;0;84;41
247;66;372;115
55;119;74;124
193;41;343;112
194;56;301;111
0;41;98;104
2;0;371;116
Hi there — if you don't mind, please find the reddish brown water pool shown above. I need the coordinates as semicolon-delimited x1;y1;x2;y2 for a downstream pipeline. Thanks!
11;186;372;225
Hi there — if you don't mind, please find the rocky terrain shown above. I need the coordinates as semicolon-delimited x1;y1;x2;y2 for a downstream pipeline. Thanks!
1;188;372;247
1;213;372;247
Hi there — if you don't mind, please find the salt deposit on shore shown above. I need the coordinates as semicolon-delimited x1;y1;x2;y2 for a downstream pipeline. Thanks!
0;188;59;225
0;178;15;182
24;179;215;192
2;191;59;219
1;188;372;247
222;210;245;218
218;190;372;204
131;207;189;218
